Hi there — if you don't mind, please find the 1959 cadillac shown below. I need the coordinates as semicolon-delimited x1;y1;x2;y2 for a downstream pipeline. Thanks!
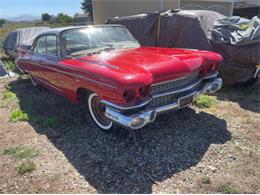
16;25;223;131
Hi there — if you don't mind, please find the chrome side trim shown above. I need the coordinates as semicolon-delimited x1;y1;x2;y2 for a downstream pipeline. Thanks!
34;77;63;92
77;58;120;69
17;60;117;89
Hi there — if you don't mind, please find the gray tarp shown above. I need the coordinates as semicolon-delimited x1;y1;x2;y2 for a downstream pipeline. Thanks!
107;9;225;50
157;10;225;50
3;27;50;58
212;16;260;46
108;10;260;85
211;16;260;84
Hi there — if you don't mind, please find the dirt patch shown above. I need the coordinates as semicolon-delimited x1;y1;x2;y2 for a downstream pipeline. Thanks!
0;77;259;193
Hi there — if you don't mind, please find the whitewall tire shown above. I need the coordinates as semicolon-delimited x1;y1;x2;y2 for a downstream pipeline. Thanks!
88;93;113;131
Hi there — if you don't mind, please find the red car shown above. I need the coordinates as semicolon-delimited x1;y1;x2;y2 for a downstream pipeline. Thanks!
16;25;223;131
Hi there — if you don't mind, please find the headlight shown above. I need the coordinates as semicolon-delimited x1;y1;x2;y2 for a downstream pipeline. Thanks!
123;89;136;103
139;85;151;98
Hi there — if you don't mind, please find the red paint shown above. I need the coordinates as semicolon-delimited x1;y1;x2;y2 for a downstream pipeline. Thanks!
16;46;222;105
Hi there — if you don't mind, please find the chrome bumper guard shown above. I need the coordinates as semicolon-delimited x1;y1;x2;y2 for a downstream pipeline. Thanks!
104;77;222;129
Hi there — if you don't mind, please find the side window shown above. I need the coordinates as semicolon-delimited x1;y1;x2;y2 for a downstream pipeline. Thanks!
47;35;59;56
33;35;59;57
34;36;47;54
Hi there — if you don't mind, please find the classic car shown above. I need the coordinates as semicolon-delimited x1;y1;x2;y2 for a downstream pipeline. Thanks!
15;25;223;131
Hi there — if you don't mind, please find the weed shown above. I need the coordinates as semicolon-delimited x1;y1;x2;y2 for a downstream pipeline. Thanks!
3;145;39;160
2;90;17;103
218;184;239;194
17;160;36;174
10;110;29;122
201;176;210;184
195;95;217;108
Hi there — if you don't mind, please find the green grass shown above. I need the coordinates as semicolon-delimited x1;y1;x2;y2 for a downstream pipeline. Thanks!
2;90;17;103
3;145;39;174
218;184;239;194
3;145;39;160
194;95;217;108
17;160;36;174
10;110;29;122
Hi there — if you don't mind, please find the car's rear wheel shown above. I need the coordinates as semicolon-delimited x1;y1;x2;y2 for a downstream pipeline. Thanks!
88;93;114;131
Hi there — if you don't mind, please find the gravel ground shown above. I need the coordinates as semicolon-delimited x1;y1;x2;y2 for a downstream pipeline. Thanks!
0;77;259;193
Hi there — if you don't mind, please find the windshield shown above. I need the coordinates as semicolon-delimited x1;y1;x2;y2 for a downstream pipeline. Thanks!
61;26;140;57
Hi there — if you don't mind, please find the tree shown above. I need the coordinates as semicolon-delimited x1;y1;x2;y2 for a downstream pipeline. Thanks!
41;13;51;22
57;13;73;24
81;0;93;19
0;18;6;27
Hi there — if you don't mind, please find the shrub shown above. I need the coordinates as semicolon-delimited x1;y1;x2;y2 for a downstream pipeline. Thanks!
194;95;217;108
10;110;29;122
17;160;36;174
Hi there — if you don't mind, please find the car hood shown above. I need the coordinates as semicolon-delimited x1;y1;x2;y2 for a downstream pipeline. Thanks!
76;47;221;83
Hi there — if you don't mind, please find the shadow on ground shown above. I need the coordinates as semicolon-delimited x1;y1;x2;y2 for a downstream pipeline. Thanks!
215;78;260;113
8;78;231;193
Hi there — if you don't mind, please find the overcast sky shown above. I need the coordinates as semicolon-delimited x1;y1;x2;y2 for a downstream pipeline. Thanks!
0;0;83;18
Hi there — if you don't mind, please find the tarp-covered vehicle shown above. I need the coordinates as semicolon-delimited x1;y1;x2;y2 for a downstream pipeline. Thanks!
211;16;260;85
107;10;260;85
3;27;50;59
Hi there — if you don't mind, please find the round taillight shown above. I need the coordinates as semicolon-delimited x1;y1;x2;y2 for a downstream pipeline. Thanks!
139;85;151;98
123;89;136;103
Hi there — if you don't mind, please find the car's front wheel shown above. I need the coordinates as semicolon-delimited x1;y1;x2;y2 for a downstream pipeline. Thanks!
88;93;114;131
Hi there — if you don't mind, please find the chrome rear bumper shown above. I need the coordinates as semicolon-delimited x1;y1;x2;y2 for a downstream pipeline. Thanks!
104;77;222;129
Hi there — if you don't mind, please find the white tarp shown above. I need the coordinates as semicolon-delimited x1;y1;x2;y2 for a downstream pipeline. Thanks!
212;16;260;46
0;60;16;78
3;27;50;58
